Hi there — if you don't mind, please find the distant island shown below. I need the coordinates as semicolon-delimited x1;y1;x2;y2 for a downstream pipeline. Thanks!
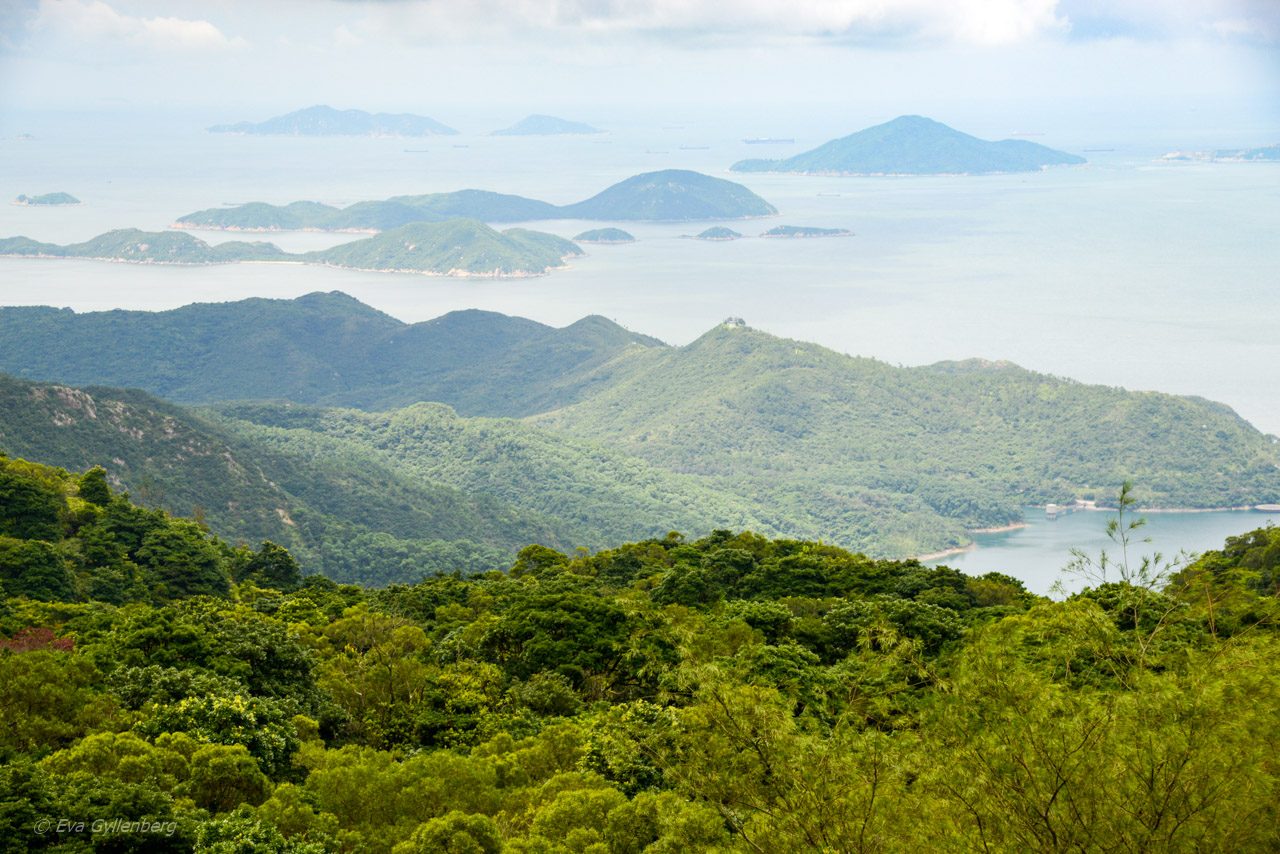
175;170;778;230
0;229;285;264
208;105;457;137
1162;144;1280;163
691;226;742;241
731;115;1085;175
493;115;602;135
13;192;80;206
0;219;580;277
761;225;851;238
573;228;635;244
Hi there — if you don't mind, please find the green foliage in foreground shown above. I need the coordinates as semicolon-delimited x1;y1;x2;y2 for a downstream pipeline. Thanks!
1;451;1278;852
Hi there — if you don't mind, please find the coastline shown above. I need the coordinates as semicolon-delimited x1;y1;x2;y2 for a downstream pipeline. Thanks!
969;522;1027;534
913;543;976;562
0;254;570;278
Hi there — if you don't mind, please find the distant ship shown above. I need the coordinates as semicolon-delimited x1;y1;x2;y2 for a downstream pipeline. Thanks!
743;137;794;145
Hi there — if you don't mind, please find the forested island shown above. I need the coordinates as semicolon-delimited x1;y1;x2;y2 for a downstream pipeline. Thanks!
174;170;778;230
0;449;1277;851
0;293;1275;566
0;221;581;277
208;105;457;136
691;226;742;241
493;115;602;135
761;225;851;238
572;228;635;244
13;192;80;206
731;115;1086;175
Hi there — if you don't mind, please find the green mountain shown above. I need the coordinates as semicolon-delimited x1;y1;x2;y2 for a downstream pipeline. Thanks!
561;170;778;221
761;225;851;238
0;229;286;264
0;292;663;414
208;104;457;136
492;114;602;135
732;115;1086;175
174;170;777;230
573;228;635;244
308;220;581;276
14;192;80;206
532;322;1280;554
0;221;579;277
1;293;1275;560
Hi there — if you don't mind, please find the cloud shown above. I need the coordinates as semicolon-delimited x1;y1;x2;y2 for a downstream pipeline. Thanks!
339;0;1280;48
348;0;1069;48
1060;0;1280;44
31;0;246;52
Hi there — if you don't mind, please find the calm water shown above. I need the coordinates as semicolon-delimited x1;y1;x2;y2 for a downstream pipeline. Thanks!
927;508;1276;595
1;112;1277;574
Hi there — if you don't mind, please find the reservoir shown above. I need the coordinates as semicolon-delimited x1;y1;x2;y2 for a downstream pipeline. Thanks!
926;508;1276;596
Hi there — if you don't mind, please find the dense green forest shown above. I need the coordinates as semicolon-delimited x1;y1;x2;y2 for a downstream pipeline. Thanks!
0;451;1277;852
0;295;1276;566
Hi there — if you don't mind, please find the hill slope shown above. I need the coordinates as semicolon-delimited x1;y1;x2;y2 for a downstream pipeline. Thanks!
732;115;1085;175
209;104;457;136
0;374;566;582
532;322;1280;554
0;292;663;415
2;297;1275;559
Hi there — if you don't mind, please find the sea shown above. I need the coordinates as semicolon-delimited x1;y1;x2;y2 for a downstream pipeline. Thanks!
1;110;1276;593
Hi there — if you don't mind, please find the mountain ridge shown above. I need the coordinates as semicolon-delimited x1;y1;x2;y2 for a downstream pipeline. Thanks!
732;115;1085;175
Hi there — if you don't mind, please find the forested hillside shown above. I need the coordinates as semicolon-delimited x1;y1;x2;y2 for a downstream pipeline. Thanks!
0;293;662;415
1;451;1277;852
1;295;1276;564
536;322;1280;544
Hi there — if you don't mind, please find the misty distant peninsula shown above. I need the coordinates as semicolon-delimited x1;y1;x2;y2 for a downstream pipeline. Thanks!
0;220;581;278
174;170;778;230
493;115;602;135
14;192;80;206
1162;144;1280;163
209;105;458;137
761;225;851;238
732;115;1086;175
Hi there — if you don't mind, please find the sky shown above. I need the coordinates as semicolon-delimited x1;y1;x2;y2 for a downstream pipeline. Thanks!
1;0;1278;135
